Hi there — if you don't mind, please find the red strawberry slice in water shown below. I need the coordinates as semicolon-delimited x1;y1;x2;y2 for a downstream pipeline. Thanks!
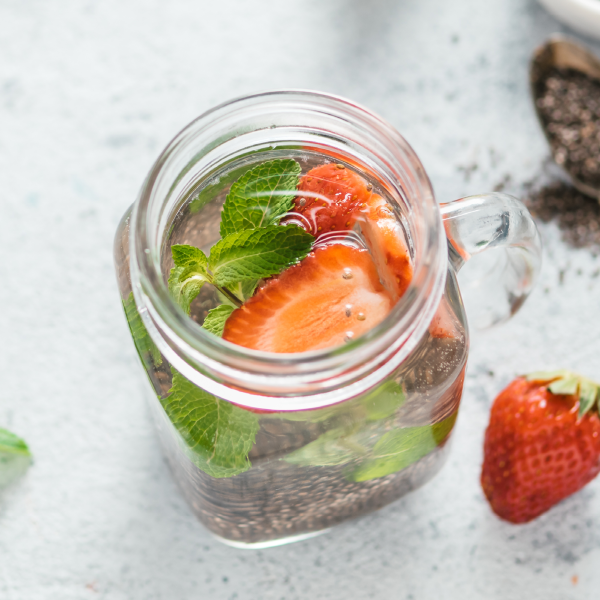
287;163;372;236
284;162;454;339
286;163;413;299
222;244;395;353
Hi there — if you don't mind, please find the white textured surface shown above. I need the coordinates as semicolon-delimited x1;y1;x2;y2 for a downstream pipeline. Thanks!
1;1;600;598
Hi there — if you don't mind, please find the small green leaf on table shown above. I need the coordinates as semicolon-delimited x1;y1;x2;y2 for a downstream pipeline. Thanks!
0;428;32;489
162;370;259;478
220;159;302;237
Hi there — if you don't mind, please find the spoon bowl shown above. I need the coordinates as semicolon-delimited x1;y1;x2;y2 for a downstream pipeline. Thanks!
530;36;600;200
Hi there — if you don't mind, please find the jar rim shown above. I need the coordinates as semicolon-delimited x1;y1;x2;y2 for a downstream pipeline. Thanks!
130;89;447;409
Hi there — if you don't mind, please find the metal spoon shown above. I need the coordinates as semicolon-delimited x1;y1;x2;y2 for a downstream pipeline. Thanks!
530;35;600;200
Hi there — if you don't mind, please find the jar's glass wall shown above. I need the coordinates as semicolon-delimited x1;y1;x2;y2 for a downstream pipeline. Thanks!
116;91;468;546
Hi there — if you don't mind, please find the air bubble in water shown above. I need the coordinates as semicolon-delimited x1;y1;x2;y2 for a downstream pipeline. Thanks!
342;268;353;280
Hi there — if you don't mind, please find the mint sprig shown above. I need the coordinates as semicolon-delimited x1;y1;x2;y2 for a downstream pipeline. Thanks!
284;381;408;471
168;158;313;333
220;159;301;236
347;412;457;482
283;386;455;483
162;369;259;478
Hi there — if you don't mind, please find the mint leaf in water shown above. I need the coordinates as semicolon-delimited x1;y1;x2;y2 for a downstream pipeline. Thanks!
203;305;235;336
220;159;301;237
285;425;370;467
277;380;405;425
172;244;209;268
361;380;406;421
162;370;259;478
168;245;211;314
209;224;313;287
347;412;457;482
0;428;32;489
123;293;162;366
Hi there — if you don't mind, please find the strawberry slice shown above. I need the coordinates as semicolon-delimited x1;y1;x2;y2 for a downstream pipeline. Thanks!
222;244;395;353
354;194;412;299
288;163;372;236
287;163;413;300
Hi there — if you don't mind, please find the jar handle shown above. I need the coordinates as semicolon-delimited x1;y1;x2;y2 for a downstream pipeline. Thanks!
440;193;542;328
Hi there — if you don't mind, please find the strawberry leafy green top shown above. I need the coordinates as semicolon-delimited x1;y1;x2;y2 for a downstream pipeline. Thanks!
526;370;600;418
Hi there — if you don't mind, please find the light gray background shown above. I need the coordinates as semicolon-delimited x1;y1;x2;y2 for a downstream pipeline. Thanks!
1;1;599;598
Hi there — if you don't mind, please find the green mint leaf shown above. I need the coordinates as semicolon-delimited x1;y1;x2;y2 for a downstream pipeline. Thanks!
276;381;406;425
162;369;259;478
169;268;207;315
347;412;457;482
216;290;241;309
171;244;208;268
220;159;301;237
123;293;162;367
285;426;368;467
0;428;32;489
189;162;257;214
168;247;210;315
233;279;260;302
361;380;406;421
203;305;235;337
0;428;30;457
209;224;313;287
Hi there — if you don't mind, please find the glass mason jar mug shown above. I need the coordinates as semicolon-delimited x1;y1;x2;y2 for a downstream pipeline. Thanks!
114;91;541;547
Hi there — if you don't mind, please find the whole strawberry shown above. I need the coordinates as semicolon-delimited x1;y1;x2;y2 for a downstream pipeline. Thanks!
481;371;600;523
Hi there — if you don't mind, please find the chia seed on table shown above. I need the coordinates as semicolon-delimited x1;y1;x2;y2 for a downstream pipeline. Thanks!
536;68;600;189
525;182;600;249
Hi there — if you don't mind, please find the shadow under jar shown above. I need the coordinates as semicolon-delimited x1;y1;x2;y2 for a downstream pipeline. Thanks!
114;91;541;547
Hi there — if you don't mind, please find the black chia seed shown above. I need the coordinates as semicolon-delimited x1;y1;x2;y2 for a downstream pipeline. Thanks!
526;181;600;249
536;67;600;189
